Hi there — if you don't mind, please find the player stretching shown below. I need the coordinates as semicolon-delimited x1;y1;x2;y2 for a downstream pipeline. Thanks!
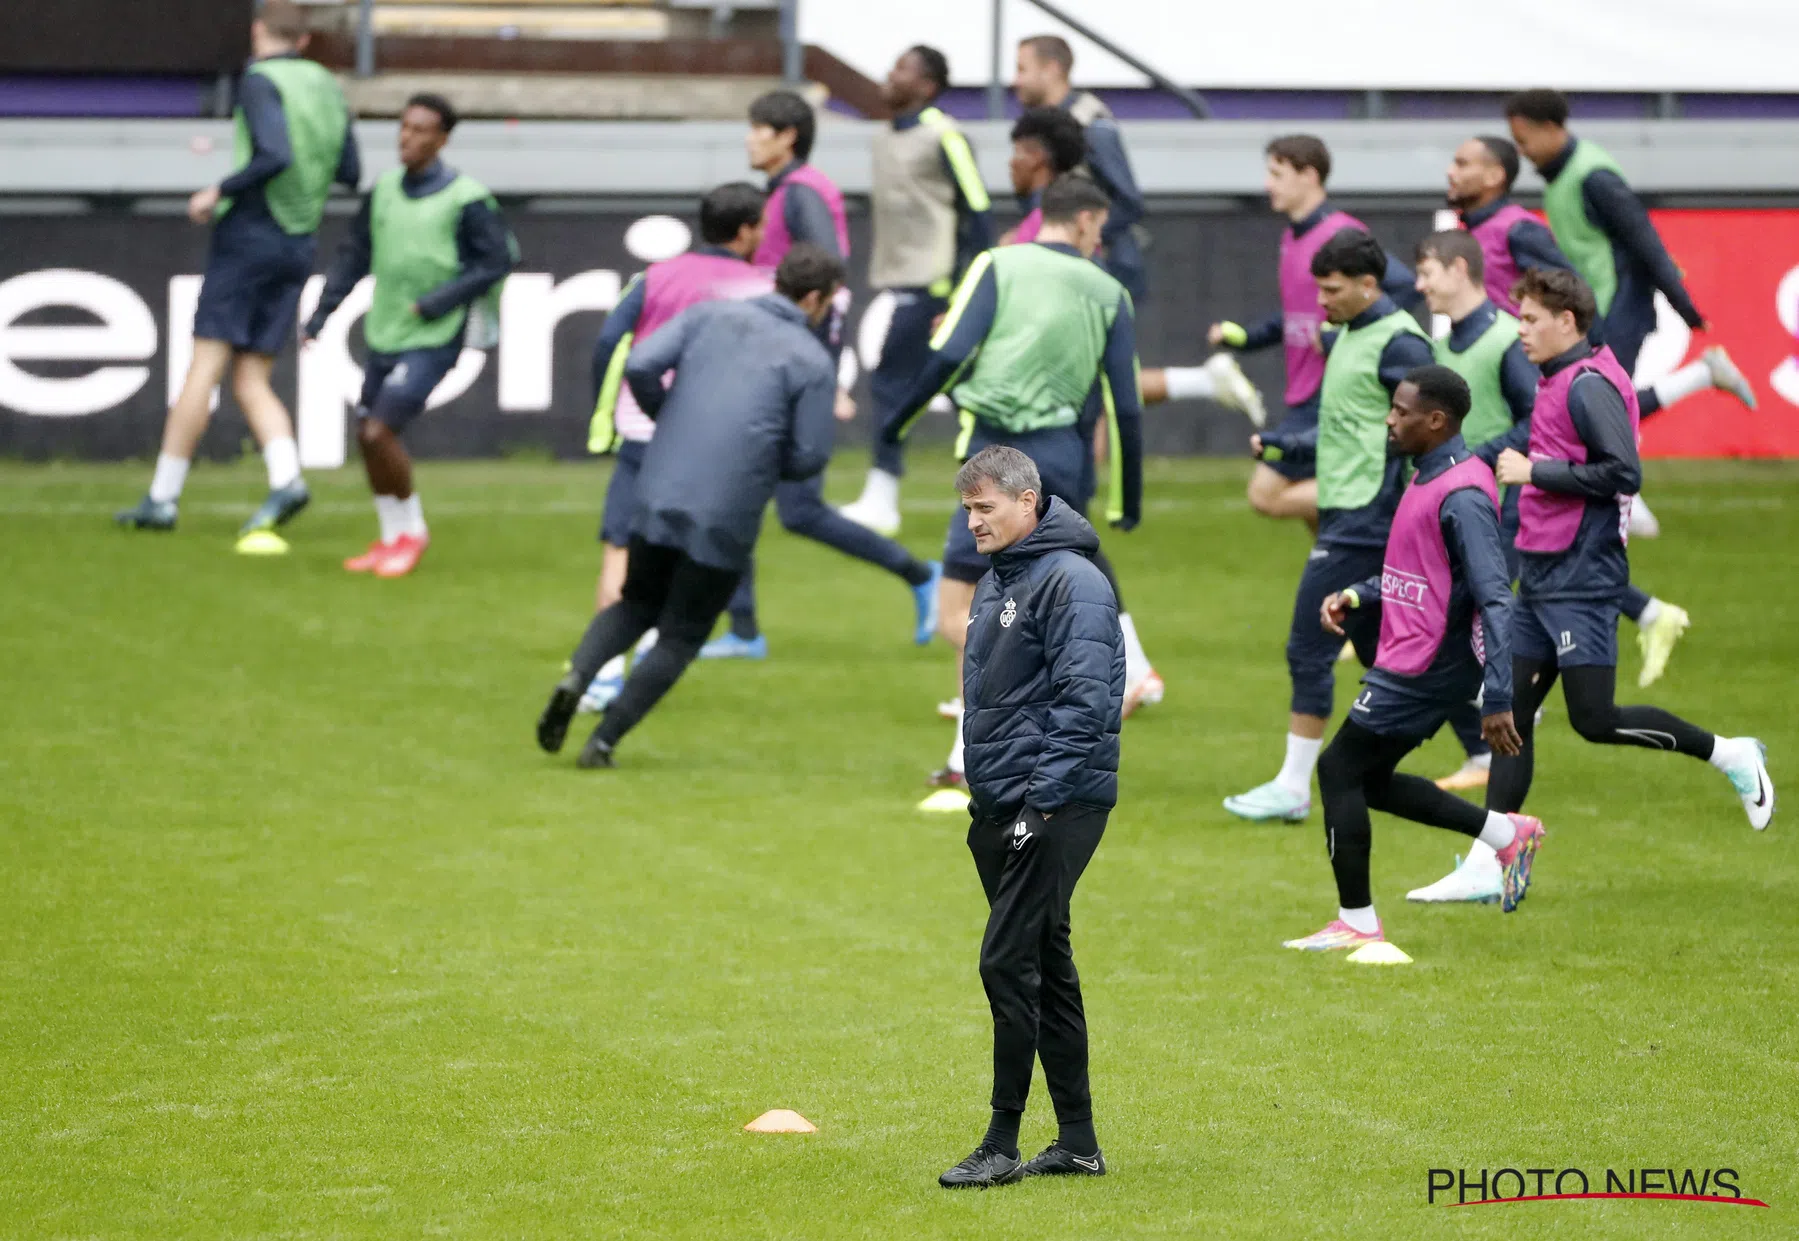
581;184;776;707
1208;136;1416;527
1223;230;1433;823
1505;90;1756;537
839;45;993;537
1285;366;1540;952
302;94;513;577
118;0;357;538
1409;230;1691;812
707;89;942;661
881;177;1143;793
1485;270;1771;831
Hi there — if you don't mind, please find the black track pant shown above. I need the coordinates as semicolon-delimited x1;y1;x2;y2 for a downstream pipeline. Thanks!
1487;660;1714;815
968;804;1107;1124
1317;720;1489;909
567;537;740;748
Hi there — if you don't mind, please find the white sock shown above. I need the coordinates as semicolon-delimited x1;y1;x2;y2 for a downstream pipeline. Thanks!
597;654;626;683
1275;733;1323;797
399;494;426;537
1161;366;1218;401
374;495;405;544
1338;905;1379;934
1119;613;1151;685
148;453;190;503
860;468;900;511
948;709;965;774
1637;596;1663;629
1652;360;1711;409
1464;838;1499;865
1477;811;1517;851
1463;751;1492;772
1707;735;1744;772
634;628;659;657
263;436;301;490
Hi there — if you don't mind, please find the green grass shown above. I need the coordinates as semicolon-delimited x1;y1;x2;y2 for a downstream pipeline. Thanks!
1;454;1795;1239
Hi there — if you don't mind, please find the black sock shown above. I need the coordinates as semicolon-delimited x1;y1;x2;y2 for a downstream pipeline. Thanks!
1058;1117;1099;1156
729;614;759;641
982;1109;1021;1157
901;557;933;588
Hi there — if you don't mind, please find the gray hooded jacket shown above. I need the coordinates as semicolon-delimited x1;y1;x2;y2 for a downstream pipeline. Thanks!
623;293;837;572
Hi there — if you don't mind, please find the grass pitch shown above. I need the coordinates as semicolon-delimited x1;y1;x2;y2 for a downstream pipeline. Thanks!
1;454;1794;1239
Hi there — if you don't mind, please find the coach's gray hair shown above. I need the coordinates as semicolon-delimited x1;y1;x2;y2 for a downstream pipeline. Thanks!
955;444;1041;499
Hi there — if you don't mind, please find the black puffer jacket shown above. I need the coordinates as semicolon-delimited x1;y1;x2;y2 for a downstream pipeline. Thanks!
962;498;1124;817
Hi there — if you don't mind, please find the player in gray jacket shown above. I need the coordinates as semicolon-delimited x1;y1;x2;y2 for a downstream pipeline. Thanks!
537;245;844;768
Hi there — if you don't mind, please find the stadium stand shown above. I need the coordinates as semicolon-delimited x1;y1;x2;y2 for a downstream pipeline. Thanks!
297;0;881;118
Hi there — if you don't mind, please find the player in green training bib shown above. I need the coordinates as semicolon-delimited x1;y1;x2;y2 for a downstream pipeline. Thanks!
304;93;516;578
880;175;1145;793
1223;228;1435;825
118;0;359;540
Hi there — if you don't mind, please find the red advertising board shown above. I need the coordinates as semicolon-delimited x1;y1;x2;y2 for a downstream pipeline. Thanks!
1641;209;1799;458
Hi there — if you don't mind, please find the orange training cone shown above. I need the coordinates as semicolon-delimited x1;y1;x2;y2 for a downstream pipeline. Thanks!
745;1109;817;1134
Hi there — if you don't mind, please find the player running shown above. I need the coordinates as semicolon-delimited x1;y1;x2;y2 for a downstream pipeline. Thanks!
302;93;514;577
1446;135;1571;313
1505;90;1756;536
1285;366;1540;952
1222;229;1434;823
1002;107;1085;245
537;247;843;769
1409;230;1692;811
839;45;993;537
1484;269;1772;832
705;90;942;663
118;0;357;538
1449;131;1755;422
983;125;1165;719
1503;91;1749;393
1208;136;1416;528
880;176;1143;794
1010;33;1147;300
580;184;776;707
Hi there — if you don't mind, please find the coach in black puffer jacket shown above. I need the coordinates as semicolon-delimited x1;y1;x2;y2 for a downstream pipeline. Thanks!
936;444;1126;1189
962;493;1124;819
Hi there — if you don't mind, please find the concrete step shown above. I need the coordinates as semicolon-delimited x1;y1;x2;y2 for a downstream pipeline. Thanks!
340;69;792;119
368;6;668;40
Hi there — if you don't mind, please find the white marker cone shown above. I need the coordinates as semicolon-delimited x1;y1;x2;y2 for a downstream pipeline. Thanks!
1347;942;1413;965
